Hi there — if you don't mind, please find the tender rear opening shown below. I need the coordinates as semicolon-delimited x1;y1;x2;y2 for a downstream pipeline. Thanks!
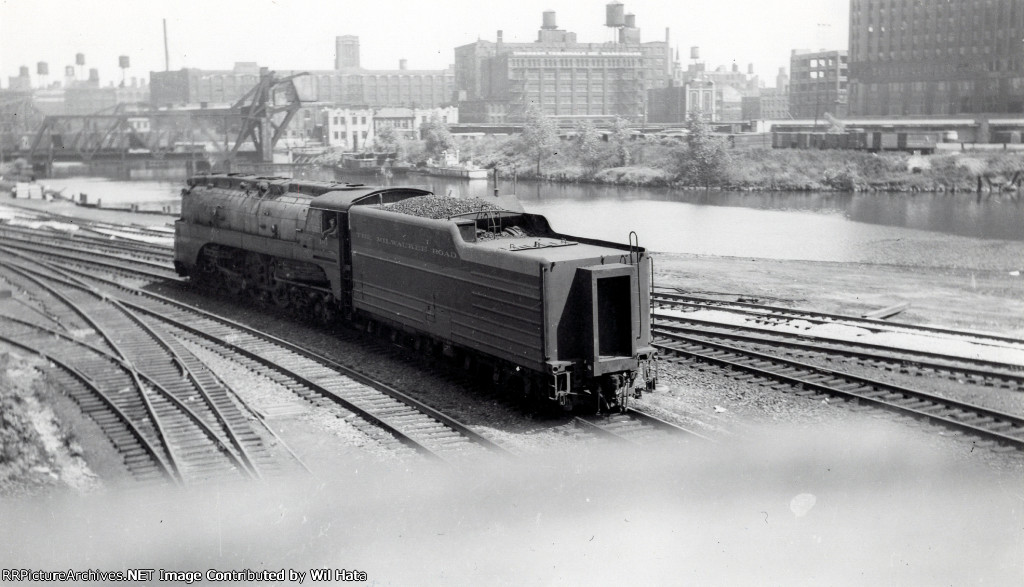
596;275;632;357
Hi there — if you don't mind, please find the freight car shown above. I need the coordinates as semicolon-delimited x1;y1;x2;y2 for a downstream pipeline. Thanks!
772;130;941;153
173;174;658;412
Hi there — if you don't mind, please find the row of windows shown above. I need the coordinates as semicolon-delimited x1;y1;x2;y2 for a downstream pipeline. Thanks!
854;59;1024;78
509;58;640;68
331;116;368;125
854;45;1020;61
856;77;1024;93
332;131;368;140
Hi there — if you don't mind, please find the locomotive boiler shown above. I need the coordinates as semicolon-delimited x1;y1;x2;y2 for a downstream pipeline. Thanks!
174;174;657;412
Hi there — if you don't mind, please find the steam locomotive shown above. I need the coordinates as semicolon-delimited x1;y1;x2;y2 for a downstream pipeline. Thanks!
173;173;657;412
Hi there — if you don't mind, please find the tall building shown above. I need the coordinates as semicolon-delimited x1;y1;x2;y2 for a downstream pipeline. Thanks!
335;35;361;70
675;61;761;122
151;59;454;109
848;0;1024;115
454;5;674;123
741;88;790;120
789;49;848;119
647;79;716;123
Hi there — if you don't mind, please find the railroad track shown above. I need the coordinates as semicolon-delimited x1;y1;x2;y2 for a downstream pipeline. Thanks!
0;259;280;485
573;409;711;444
652;316;1024;393
0;248;510;464
655;330;1024;452
0;223;174;263
0;231;178;280
0;201;176;242
652;289;1024;352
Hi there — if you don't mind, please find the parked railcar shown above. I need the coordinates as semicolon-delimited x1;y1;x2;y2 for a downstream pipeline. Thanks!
772;130;940;154
174;174;657;412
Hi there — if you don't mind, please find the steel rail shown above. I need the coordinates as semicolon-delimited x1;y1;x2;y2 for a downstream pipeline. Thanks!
656;333;1024;450
42;258;512;458
1;254;260;480
653;290;1024;349
0;329;176;484
652;318;1024;386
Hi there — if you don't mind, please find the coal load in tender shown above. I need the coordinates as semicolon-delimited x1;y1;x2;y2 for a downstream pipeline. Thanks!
385;195;503;219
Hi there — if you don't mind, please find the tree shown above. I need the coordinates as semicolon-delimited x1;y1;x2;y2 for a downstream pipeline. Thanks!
520;104;559;176
573;119;603;175
609;117;634;167
421;115;454;159
374;125;399;154
678;109;730;188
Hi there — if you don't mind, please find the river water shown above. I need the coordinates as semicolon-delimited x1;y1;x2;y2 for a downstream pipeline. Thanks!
32;173;1024;263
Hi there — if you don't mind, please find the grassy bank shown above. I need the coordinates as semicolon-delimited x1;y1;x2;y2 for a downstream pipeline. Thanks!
346;127;1023;192
458;136;1024;192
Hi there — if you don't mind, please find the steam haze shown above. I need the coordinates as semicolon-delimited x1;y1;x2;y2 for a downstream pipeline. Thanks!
2;422;1021;585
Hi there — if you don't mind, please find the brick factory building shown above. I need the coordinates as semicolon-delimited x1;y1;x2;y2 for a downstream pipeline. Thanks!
454;5;674;123
848;0;1024;115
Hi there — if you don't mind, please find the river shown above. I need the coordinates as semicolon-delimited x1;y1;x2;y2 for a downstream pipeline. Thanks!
32;173;1024;264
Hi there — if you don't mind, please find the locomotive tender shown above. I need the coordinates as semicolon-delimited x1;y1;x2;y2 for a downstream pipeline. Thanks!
174;174;657;412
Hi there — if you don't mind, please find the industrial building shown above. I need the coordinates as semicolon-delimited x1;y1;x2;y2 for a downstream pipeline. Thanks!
789;49;848;119
453;4;674;123
848;0;1024;115
647;79;716;124
150;37;454;110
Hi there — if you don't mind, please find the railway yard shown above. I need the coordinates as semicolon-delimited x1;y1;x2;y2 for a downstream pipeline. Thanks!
1;197;1022;583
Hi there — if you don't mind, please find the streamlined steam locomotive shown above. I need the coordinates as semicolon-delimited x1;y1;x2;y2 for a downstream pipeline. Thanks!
173;174;657;412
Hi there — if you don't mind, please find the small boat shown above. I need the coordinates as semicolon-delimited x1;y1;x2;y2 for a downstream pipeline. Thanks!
411;165;490;180
411;148;490;179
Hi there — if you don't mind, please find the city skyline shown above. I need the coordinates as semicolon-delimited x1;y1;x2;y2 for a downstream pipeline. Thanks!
1;0;849;89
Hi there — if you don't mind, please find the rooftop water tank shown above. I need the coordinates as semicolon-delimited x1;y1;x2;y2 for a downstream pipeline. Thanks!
606;2;625;27
542;10;557;29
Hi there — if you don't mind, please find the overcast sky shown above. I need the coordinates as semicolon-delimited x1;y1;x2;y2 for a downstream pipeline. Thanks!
1;0;849;89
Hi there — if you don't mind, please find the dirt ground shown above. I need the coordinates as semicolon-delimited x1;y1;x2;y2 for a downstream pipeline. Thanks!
654;252;1024;338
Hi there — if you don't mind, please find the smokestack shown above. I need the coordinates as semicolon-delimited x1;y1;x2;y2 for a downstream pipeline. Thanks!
163;19;169;71
497;30;503;52
690;46;700;60
732;62;739;73
399;59;407;70
748;63;754;75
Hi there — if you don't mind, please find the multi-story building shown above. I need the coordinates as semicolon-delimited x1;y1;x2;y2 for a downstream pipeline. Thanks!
848;0;1024;115
647;79;716;123
741;87;791;120
454;6;675;123
374;106;458;139
150;63;262;107
325;107;375;150
323;105;459;150
789;49;848;119
151;42;454;110
675;61;761;121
